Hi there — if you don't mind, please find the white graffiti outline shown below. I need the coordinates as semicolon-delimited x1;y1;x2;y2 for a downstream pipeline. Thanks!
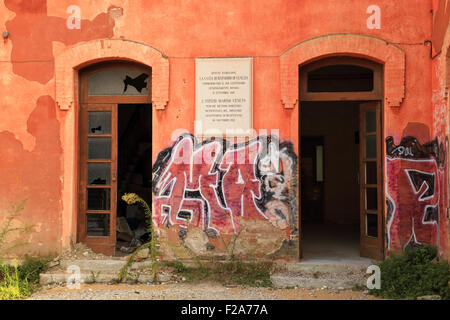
385;158;397;250
155;136;223;234
218;139;267;222
403;217;421;250
404;169;435;201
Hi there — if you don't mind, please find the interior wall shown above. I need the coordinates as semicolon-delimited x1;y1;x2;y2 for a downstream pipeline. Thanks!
301;101;360;226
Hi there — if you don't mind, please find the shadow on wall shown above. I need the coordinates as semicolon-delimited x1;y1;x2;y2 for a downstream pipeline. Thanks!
385;122;448;257
0;95;63;255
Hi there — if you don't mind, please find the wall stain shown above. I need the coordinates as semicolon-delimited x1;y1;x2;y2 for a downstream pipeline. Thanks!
4;0;115;84
0;95;62;254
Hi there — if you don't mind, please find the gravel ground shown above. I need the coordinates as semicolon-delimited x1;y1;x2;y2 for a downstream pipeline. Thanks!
28;282;381;300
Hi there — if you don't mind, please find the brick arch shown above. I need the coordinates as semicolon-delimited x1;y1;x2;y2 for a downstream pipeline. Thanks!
280;33;405;108
55;39;169;110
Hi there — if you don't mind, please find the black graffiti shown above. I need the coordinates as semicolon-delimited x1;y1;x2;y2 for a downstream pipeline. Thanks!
386;136;446;166
424;206;439;223
123;73;149;93
386;197;394;248
405;169;439;226
406;170;435;200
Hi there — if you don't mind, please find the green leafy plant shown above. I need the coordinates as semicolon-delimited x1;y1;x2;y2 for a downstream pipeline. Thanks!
118;193;159;282
89;270;102;283
0;199;35;258
126;269;143;284
17;255;49;285
0;255;49;300
0;261;32;300
0;200;45;300
166;260;188;273
370;245;450;300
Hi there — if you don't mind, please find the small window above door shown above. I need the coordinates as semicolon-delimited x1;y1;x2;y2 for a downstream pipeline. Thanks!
80;61;152;104
88;68;149;97
307;64;374;92
299;57;383;101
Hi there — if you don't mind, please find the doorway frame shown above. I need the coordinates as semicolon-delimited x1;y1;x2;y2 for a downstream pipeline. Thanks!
77;61;152;255
298;56;385;260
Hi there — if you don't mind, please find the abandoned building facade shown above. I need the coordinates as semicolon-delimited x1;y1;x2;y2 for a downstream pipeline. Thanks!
0;0;449;262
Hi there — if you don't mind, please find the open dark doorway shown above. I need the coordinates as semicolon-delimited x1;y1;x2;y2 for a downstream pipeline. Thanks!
77;61;152;256
116;104;152;256
301;101;363;261
298;56;385;261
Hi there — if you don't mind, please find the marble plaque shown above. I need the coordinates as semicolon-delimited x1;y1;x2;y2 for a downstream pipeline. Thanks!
195;58;253;137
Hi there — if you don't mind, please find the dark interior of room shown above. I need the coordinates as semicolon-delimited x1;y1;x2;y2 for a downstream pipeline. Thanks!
116;103;152;255
300;101;361;261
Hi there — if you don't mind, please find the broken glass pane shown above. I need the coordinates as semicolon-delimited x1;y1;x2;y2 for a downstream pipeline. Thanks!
88;111;111;134
88;163;110;185
88;69;149;96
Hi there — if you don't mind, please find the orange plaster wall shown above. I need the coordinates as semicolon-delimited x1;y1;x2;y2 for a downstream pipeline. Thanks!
0;0;446;256
431;8;450;259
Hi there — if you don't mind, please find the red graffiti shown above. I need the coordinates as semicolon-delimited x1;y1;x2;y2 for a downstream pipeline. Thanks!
152;135;297;239
386;158;440;251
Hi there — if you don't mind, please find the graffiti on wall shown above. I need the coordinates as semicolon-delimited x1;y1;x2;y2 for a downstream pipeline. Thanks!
152;134;298;241
385;131;448;252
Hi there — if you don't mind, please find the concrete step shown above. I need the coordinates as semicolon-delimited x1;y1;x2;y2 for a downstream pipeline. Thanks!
39;259;175;285
39;270;174;285
270;274;364;290
57;259;153;272
270;262;371;289
40;271;127;285
273;261;371;275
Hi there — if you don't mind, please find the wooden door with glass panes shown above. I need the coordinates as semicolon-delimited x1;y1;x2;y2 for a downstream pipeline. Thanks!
78;104;118;255
78;62;151;256
359;102;383;260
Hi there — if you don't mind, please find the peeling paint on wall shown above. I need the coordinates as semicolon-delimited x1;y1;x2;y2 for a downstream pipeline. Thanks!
4;0;115;84
0;95;62;254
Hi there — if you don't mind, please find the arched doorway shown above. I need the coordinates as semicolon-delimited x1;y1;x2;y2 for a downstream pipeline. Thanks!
299;56;384;261
77;61;152;256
